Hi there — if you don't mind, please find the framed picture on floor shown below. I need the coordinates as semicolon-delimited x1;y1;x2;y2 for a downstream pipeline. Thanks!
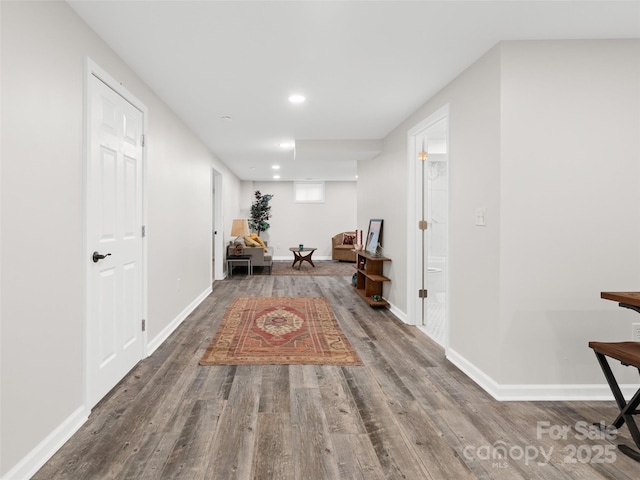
365;219;383;255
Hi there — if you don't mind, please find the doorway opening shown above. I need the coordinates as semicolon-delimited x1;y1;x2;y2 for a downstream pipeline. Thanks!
212;168;223;281
407;105;449;347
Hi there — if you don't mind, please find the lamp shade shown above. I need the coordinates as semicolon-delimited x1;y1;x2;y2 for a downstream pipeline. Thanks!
230;219;250;237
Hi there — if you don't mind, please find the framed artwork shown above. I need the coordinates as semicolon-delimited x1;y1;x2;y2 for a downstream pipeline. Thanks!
365;219;383;254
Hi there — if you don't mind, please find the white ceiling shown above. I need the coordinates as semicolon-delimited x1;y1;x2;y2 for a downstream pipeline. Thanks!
68;1;640;182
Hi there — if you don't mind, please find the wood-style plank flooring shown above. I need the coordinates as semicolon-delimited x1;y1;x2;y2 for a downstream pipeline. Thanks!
33;275;639;479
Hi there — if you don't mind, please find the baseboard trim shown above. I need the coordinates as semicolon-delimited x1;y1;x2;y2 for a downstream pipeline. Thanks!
388;301;406;323
446;347;638;401
1;406;88;480
146;285;212;356
1;286;213;480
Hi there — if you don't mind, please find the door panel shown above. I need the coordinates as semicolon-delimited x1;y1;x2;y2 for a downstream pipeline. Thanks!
123;155;138;237
100;146;117;240
98;268;116;367
87;73;144;407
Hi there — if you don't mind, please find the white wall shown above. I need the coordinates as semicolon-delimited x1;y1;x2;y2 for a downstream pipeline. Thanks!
0;1;241;477
498;40;640;386
357;146;409;314
244;181;357;260
360;45;502;363
358;39;640;399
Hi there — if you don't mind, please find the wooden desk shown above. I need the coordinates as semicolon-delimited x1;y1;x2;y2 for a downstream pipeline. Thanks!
591;291;640;462
601;291;640;314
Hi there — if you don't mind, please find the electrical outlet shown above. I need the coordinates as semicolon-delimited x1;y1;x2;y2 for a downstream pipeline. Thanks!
475;207;487;226
632;323;640;341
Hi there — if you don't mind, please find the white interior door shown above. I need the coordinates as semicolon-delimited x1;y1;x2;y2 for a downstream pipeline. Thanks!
86;67;146;408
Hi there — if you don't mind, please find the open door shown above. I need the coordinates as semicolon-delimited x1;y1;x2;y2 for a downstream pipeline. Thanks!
407;106;449;347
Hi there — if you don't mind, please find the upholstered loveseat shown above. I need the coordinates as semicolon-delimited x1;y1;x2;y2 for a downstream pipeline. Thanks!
331;232;357;262
227;235;273;274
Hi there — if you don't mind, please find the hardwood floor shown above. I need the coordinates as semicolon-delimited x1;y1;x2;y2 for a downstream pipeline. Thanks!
33;275;639;479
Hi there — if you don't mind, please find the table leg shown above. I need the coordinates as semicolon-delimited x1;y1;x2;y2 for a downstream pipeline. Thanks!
305;250;315;267
291;250;316;269
292;251;301;268
227;259;251;276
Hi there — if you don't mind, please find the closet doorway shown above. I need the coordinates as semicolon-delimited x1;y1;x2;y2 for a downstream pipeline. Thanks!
212;168;223;281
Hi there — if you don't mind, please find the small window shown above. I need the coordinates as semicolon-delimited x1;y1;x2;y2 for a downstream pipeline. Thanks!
294;182;324;203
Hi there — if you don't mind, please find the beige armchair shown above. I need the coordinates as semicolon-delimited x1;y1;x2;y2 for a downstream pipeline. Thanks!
331;232;357;262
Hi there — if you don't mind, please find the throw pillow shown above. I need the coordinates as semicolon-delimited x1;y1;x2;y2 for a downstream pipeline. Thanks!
244;236;260;247
249;233;268;252
342;233;356;245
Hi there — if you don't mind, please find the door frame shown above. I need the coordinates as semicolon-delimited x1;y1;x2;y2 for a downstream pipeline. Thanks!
83;58;149;409
212;167;224;281
406;105;449;339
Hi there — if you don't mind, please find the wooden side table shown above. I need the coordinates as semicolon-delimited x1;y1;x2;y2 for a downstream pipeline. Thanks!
289;247;317;269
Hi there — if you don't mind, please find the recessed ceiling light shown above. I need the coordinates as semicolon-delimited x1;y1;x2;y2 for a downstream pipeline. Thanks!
272;165;280;170
220;115;233;122
288;94;305;103
273;175;280;179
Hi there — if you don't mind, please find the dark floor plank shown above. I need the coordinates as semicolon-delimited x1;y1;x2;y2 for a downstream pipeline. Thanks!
331;433;385;480
205;367;262;479
120;431;179;480
258;365;291;414
158;400;218;479
251;413;294;480
341;366;434;479
290;384;342;480
316;366;367;435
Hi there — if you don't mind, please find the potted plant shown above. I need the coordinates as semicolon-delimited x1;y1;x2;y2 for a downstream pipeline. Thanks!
249;190;273;236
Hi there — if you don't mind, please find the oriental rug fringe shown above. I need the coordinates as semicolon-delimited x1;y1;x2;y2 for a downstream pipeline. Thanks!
199;296;362;366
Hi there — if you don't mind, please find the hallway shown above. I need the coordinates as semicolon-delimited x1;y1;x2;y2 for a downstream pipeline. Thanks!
33;275;638;479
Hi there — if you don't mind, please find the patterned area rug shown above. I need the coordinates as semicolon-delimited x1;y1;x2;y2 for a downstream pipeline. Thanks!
199;296;362;365
270;260;355;276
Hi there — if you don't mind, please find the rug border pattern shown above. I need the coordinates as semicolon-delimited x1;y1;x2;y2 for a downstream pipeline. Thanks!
199;296;363;366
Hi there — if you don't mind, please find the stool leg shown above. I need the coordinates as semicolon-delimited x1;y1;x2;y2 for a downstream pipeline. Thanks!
593;351;640;461
620;390;640;447
595;352;628;428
